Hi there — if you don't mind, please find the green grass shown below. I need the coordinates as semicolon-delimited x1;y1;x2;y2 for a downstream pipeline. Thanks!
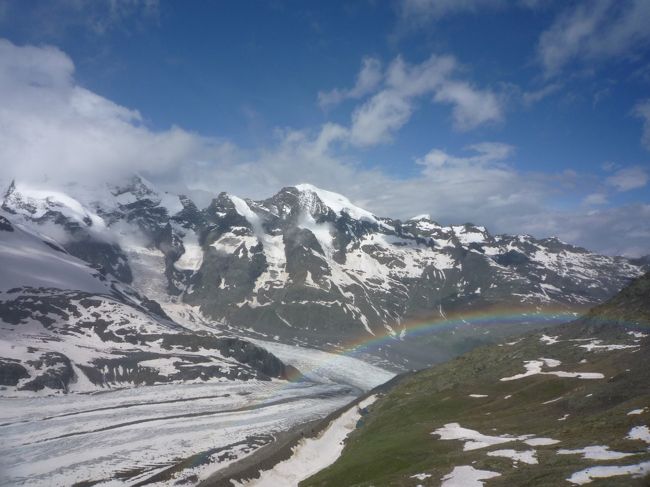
301;327;650;487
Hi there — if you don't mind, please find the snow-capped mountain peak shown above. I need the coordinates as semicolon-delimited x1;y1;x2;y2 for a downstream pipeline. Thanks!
294;183;377;223
3;180;105;229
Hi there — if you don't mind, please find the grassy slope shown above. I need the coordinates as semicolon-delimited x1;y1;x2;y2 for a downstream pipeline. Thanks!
302;274;650;487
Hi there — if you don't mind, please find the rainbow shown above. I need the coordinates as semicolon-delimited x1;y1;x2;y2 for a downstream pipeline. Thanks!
278;303;650;384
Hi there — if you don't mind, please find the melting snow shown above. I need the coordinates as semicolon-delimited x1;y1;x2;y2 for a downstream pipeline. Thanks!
432;423;558;451
500;359;604;381
627;425;650;444
558;445;637;460
410;472;432;480
578;340;640;352
628;331;648;339
487;449;538;464
440;466;500;487
524;437;560;446
628;407;648;416
540;335;559;345
567;461;650;485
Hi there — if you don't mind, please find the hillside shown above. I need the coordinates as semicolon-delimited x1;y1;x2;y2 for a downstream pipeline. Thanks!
302;273;650;486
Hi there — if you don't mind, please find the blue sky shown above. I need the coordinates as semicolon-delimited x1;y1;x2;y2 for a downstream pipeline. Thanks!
0;0;649;255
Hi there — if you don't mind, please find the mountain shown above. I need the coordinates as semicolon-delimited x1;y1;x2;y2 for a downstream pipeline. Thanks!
2;177;647;369
0;212;293;395
302;272;650;486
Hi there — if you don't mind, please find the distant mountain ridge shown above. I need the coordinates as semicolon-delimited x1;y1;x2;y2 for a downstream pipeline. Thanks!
2;177;647;368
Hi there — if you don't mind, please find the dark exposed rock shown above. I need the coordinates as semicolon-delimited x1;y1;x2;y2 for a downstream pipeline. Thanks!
0;359;29;386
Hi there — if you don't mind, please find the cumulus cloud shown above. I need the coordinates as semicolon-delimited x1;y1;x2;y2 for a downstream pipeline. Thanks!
605;166;649;191
415;142;514;170
0;38;233;185
318;57;382;108
537;0;650;76
343;54;503;145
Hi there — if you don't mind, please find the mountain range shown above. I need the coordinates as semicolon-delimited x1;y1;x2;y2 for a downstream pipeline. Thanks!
1;176;647;374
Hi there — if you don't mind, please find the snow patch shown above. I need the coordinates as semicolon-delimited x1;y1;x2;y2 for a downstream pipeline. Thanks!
235;395;378;487
500;359;604;381
487;449;538;464
628;408;648;416
559;445;637;460
627;425;650;444
440;466;500;487
567;461;650;485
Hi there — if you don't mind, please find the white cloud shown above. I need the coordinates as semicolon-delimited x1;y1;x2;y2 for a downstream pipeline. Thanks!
538;0;650;76
634;99;650;150
0;38;232;185
583;193;608;206
433;81;503;130
606;166;649;192
318;57;382;108
344;54;503;145
399;0;504;25
416;142;514;170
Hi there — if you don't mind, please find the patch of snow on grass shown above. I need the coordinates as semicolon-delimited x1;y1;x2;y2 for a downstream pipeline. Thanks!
559;445;637;460
524;437;560;446
540;334;559;345
500;359;604;381
628;408;648;416
567;461;650;485
410;472;432;480
628;331;648;339
627;425;650;444
578;340;640;352
440;465;500;487
433;423;523;451
433;423;560;451
487;449;538;464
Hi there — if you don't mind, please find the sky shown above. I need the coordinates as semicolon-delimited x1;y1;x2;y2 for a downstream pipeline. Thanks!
0;0;649;256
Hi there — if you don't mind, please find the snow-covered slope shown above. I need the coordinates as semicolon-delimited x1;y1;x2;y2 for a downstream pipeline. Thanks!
0;211;292;396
